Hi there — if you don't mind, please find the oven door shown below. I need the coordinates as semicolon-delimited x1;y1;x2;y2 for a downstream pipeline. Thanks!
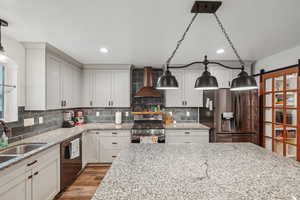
131;135;165;143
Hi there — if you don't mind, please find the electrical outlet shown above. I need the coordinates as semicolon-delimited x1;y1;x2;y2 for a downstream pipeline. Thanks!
186;111;190;117
24;118;34;127
169;112;173;116
39;117;44;124
125;112;129;117
96;112;100;117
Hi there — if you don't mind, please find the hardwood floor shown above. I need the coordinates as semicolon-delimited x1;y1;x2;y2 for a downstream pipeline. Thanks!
55;165;111;200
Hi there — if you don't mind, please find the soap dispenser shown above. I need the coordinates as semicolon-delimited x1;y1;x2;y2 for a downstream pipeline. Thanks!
0;131;8;147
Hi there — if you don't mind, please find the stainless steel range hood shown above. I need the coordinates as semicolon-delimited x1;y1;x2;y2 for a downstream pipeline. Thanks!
134;67;161;98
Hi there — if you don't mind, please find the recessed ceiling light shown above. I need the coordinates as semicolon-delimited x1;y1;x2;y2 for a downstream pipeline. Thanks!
99;47;109;54
216;49;225;54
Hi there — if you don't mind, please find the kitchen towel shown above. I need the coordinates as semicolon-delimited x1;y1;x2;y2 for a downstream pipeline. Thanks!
70;138;80;159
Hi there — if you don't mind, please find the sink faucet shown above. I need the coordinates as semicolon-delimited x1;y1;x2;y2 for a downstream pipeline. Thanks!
0;120;10;136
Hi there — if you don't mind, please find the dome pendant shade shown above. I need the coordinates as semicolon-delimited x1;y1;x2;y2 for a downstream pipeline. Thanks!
156;70;179;90
194;70;218;90
230;71;258;91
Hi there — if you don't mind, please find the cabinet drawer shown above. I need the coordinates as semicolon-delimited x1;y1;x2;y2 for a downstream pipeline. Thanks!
100;149;120;163
25;144;60;171
100;137;130;150
93;130;131;137
166;130;209;137
167;136;208;144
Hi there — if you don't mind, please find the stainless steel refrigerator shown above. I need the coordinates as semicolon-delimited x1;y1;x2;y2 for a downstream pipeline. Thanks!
203;88;259;143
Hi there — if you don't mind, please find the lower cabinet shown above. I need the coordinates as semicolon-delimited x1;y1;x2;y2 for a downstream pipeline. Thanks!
0;145;60;200
82;130;130;165
166;129;209;144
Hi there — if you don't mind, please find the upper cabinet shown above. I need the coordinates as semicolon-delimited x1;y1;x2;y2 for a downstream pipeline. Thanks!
23;42;82;110
165;69;203;107
82;65;131;108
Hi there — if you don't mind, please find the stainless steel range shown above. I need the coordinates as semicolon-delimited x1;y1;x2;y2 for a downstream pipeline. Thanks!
131;113;165;143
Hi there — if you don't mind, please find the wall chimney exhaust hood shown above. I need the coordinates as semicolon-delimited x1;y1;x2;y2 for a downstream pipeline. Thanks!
134;67;161;98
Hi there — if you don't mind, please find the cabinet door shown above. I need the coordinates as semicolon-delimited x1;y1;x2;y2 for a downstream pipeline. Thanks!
111;70;130;107
0;174;29;200
83;132;100;163
32;156;60;200
185;70;203;107
82;70;94;107
94;70;112;107
61;62;73;108
72;67;81;108
165;70;185;107
46;55;61;110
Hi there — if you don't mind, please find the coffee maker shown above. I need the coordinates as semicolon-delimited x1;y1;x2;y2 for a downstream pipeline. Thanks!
221;112;234;132
63;111;75;128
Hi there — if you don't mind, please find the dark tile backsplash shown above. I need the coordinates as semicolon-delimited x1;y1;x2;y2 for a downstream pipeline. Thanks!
6;68;202;142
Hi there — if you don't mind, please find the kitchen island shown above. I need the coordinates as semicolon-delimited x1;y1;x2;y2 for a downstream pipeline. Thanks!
92;143;300;200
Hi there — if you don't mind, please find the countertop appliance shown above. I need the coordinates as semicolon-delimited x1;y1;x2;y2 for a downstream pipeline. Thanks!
131;113;165;143
60;134;82;190
63;111;75;128
74;110;84;126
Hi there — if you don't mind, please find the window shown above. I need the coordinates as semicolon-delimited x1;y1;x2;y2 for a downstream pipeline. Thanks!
0;65;4;119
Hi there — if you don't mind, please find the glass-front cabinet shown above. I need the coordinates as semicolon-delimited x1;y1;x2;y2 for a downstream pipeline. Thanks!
262;67;299;161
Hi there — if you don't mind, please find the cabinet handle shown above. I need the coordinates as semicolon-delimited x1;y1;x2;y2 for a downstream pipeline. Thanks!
64;100;67;107
185;101;187;106
90;101;93;106
182;101;184;106
112;132;118;135
184;142;192;144
61;100;64;107
28;175;33;179
112;142;118;145
111;101;113;106
34;171;39;176
27;160;37;167
185;132;190;135
112;156;117;158
108;101;111;106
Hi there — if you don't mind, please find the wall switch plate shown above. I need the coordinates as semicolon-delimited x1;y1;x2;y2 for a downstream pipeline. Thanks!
125;112;129;117
186;111;190;117
169;112;173;116
96;112;100;117
24;118;34;127
39;117;43;124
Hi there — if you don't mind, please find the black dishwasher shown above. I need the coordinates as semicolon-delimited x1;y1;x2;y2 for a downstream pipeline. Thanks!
60;134;82;190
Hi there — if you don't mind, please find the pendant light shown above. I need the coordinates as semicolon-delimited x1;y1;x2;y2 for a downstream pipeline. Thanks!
0;19;8;64
156;69;178;90
230;70;258;91
156;1;257;91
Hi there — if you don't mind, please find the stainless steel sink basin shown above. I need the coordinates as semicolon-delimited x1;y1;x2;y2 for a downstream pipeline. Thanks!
0;155;18;163
0;143;47;155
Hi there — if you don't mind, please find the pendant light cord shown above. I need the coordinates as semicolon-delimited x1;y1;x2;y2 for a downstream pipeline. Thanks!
213;13;245;70
165;13;199;69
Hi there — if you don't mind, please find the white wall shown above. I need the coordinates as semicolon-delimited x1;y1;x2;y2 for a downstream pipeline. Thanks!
2;34;26;107
254;45;300;74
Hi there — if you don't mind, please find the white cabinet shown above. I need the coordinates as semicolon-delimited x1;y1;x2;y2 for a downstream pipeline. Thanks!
99;130;130;163
82;67;131;108
166;129;209;144
165;69;203;107
23;42;82;110
0;145;60;200
83;130;130;164
82;131;100;164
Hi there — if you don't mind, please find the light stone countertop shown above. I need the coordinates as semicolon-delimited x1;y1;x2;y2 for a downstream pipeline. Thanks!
92;143;300;200
164;123;210;130
0;122;209;170
0;123;133;170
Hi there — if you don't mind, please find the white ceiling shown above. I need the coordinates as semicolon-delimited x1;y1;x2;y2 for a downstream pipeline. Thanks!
1;0;300;66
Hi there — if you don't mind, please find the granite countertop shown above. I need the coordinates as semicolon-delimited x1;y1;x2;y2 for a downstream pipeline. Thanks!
92;143;300;200
0;123;133;170
164;123;210;130
0;122;209;170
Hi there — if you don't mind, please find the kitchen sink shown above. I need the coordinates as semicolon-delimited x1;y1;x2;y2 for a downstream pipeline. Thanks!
0;155;18;164
0;143;47;155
